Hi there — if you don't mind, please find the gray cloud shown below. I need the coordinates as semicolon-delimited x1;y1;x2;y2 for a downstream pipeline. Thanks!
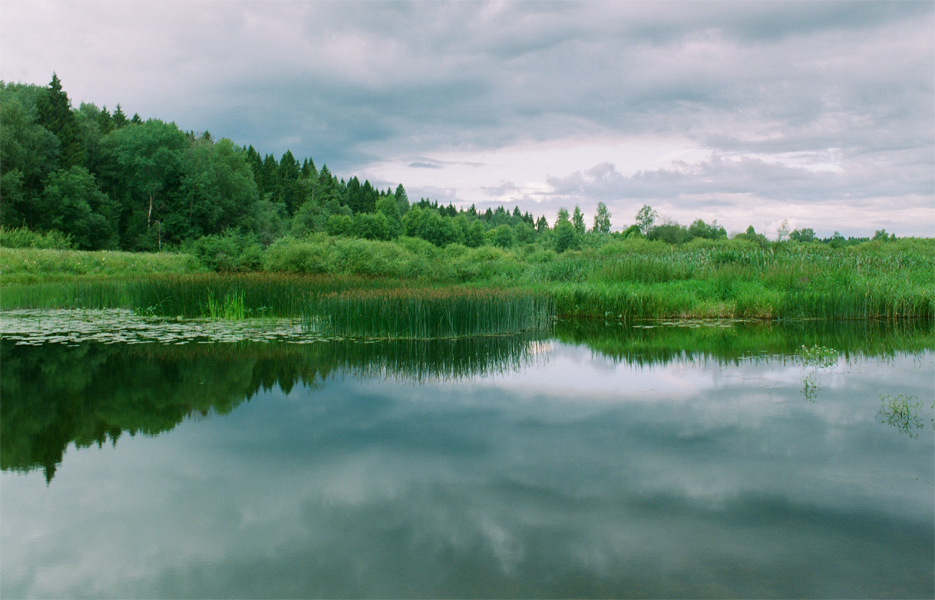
1;1;931;234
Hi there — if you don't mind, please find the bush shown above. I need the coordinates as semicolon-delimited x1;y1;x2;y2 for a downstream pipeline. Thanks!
190;230;263;272
265;235;330;273
329;237;410;277
0;226;75;250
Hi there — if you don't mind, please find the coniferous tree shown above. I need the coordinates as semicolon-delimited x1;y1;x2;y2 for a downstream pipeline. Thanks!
394;184;409;215
98;105;114;135
37;73;85;169
277;150;300;214
112;104;128;129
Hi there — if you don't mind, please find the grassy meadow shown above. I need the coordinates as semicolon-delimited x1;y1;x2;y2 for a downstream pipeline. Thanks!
2;234;933;336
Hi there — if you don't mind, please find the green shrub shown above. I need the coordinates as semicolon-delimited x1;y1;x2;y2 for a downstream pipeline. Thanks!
264;235;331;273
0;226;74;250
190;231;263;272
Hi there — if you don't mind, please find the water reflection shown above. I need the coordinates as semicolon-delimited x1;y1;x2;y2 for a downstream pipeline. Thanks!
2;316;933;598
553;318;934;365
0;335;544;482
878;393;931;438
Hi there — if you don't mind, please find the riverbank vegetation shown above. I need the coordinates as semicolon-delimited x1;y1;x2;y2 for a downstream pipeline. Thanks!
2;233;932;321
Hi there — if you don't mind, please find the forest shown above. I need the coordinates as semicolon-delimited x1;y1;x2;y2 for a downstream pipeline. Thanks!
0;74;907;260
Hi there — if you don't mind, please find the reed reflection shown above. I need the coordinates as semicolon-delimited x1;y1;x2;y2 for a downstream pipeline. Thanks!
0;334;545;482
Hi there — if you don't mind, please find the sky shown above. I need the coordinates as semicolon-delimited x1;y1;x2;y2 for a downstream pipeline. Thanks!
2;0;933;237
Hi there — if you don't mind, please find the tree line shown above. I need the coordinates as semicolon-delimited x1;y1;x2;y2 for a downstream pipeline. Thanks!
1;74;903;257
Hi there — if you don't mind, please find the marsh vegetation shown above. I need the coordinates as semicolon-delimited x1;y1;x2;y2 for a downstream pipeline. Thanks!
3;233;932;326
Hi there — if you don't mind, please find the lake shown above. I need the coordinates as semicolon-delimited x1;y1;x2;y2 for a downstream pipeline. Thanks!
2;311;933;598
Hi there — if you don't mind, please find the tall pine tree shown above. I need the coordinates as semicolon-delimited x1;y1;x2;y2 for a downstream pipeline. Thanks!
37;73;85;169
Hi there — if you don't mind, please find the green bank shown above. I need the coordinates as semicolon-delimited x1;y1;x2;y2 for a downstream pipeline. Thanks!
2;234;933;324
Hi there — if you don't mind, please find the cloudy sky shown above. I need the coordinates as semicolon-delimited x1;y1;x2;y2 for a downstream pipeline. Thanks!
2;1;933;237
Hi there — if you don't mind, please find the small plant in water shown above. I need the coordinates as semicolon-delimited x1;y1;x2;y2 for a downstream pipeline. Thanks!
797;345;838;402
797;344;838;369
878;393;925;438
203;290;246;321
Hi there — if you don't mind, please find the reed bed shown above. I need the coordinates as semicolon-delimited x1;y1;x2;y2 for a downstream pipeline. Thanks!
122;273;405;318
0;279;132;310
304;287;553;339
2;238;931;321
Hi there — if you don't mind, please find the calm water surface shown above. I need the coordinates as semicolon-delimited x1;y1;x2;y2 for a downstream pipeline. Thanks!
2;312;933;598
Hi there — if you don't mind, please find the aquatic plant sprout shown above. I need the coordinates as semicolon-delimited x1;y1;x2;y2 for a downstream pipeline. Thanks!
797;344;839;401
877;393;929;438
797;344;839;369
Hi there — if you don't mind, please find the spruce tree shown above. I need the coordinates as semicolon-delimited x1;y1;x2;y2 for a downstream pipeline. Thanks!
37;73;85;168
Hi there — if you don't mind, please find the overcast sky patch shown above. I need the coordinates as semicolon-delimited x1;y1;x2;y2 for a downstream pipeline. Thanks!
1;0;932;237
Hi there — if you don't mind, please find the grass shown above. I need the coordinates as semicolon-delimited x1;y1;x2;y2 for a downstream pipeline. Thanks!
304;287;553;339
2;236;933;322
204;289;246;321
0;247;204;284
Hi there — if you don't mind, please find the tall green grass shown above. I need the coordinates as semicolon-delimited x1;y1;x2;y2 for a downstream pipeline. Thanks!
304;287;553;339
2;236;932;321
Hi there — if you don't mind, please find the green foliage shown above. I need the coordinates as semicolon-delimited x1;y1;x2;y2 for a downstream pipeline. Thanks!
465;220;485;248
1;334;550;480
264;235;332;274
796;344;839;368
0;226;74;250
790;228;816;243
376;195;403;238
204;289;246;320
728;226;768;248
5;235;934;321
326;214;354;237
572;206;586;235
648;222;692;245
265;234;422;278
0;247;203;289
37;73;85;169
553;220;577;253
305;287;553;339
353;211;390;241
175;137;259;240
635;205;657;235
38;166;118;250
491;224;515;248
189;230;263;272
101;118;188;249
0;83;61;228
688;219;726;240
592;202;612;234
